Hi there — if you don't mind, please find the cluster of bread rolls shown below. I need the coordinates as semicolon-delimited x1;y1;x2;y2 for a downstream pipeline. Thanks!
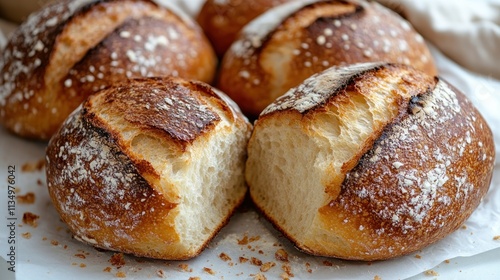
3;0;494;262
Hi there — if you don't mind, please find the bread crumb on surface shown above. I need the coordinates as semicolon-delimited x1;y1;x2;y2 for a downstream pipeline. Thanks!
79;263;86;268
188;277;201;280
415;254;422;259
239;257;249;263
374;276;382;280
444;259;450;264
203;267;216;275
251;257;263;266
178;263;193;272
493;236;500;241
156;269;165;278
103;267;112;272
116;271;126;278
22;212;39;227
275;249;289;262
323;260;333;266
21;159;45;172
253;273;267;280
109;253;125;268
305;262;312;273
260;261;276;272
51;240;59;246
17;192;35;204
219;252;232;262
281;263;294;279
22;232;32;239
238;233;261;245
425;270;439;276
75;253;86;259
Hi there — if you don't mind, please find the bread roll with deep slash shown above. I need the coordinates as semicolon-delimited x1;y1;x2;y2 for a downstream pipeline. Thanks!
0;0;216;140
45;77;251;260
217;0;437;118
246;63;495;261
196;0;293;57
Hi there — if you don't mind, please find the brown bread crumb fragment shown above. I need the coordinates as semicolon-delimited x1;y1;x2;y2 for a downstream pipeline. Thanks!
275;249;289;262
425;270;439;276
260;262;276;272
109;253;125;268
21;159;45;172
22;212;39;227
17;192;35;204
21;232;31;239
251;257;263;266
219;252;232;262
178;263;193;272
203;267;216;275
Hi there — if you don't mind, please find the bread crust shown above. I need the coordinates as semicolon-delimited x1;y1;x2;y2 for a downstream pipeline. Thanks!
247;63;495;260
46;77;250;260
217;0;437;118
0;0;216;140
196;0;291;57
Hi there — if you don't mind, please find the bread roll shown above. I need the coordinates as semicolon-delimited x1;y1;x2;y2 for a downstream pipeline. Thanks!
45;77;251;260
246;63;495;261
217;0;437;118
0;0;216;140
196;0;293;57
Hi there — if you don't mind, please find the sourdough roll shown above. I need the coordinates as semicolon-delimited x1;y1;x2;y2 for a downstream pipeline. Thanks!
196;0;293;57
45;77;251;260
246;63;495;261
0;0;217;140
217;0;437;118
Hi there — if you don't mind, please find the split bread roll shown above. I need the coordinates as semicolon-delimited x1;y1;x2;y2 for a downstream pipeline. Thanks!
246;63;495;261
196;0;293;57
0;0;216;140
45;77;252;260
217;0;438;118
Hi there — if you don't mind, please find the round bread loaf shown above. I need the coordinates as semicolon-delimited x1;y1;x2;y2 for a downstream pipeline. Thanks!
246;63;495;261
0;0;217;140
217;0;438;118
45;77;251;260
196;0;292;57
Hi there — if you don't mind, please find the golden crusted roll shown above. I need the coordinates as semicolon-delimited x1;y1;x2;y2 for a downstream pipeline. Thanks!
45;77;251;260
196;0;293;57
0;0;217;140
246;63;495;261
217;0;437;118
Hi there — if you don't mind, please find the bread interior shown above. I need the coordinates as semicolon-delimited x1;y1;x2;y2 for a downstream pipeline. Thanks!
94;91;247;255
247;71;408;243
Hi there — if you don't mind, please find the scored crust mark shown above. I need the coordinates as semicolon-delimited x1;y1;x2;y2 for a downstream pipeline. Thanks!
87;78;221;146
261;62;386;115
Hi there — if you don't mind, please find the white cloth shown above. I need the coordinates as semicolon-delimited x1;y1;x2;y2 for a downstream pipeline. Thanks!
377;0;500;79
